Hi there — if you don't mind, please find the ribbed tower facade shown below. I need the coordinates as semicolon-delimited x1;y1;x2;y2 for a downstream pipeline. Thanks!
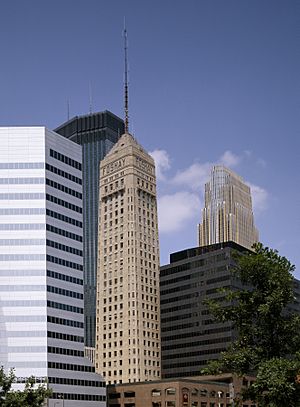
55;111;124;349
95;133;161;384
198;165;258;250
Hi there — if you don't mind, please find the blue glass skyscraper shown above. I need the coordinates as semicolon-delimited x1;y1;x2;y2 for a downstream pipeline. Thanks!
55;111;124;348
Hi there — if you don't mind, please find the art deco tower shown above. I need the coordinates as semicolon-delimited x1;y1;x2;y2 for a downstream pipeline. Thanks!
95;133;161;383
198;165;258;250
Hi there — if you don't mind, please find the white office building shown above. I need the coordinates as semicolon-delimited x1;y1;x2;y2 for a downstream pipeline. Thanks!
0;127;105;406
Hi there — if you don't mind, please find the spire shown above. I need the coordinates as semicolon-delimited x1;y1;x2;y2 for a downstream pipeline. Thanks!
123;20;129;134
89;81;93;115
67;98;70;121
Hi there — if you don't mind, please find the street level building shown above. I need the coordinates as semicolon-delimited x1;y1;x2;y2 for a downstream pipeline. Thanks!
0;127;105;406
106;374;257;407
55;111;124;349
290;277;300;314
160;242;247;379
198;166;258;250
95;133;161;384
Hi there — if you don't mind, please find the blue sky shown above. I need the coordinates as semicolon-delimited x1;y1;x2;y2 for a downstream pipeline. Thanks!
0;0;299;277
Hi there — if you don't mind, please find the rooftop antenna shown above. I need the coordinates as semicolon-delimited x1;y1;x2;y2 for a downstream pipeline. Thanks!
89;81;93;114
123;19;129;134
67;99;70;121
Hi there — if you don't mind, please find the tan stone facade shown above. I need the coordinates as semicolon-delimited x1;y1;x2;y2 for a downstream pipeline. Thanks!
95;133;161;384
107;375;257;407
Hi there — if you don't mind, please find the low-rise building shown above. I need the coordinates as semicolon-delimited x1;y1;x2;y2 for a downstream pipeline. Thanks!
107;375;257;407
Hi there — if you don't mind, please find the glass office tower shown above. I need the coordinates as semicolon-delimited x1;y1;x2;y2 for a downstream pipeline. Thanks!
198;165;259;251
55;111;124;348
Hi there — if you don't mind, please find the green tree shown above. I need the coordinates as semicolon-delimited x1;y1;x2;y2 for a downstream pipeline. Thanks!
0;366;51;407
202;243;300;406
0;367;14;405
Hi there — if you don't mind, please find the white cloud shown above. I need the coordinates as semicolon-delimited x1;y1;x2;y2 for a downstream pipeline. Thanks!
256;158;267;168
149;149;171;180
247;182;268;214
151;149;269;220
219;150;241;167
157;191;201;233
171;150;243;192
172;162;211;191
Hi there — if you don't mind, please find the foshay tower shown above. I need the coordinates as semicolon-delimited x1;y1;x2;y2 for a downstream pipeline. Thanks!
198;165;258;250
95;27;161;384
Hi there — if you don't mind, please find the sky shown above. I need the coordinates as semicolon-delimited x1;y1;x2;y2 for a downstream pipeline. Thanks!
0;0;299;277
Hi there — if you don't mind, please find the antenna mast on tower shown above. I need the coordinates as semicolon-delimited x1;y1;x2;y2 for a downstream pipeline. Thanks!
89;81;93;115
67;99;70;121
123;21;129;134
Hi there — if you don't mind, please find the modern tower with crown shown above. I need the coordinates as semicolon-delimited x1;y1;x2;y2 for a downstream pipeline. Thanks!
95;28;161;384
198;165;259;250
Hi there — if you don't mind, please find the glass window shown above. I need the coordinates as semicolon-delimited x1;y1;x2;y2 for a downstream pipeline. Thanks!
124;392;135;398
166;388;176;396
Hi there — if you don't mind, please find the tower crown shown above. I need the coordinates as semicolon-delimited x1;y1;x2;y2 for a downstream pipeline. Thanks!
198;165;259;250
105;132;152;163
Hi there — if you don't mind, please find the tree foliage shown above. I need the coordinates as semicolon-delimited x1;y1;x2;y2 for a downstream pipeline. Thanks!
201;243;300;406
0;367;51;407
243;355;300;407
